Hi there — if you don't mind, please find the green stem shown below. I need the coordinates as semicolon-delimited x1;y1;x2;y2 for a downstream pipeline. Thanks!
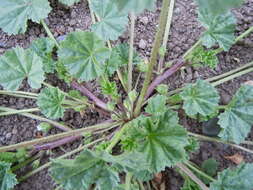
0;121;119;152
40;20;60;48
184;162;215;182
158;0;175;72
105;124;128;152
128;12;135;93
183;39;202;60
236;25;253;42
127;12;135;92
0;106;71;131
125;172;133;190
189;132;253;154
0;90;38;97
0;108;40;116
12;153;42;172
176;163;209;190
134;0;170;116
206;61;253;83
18;138;104;182
212;67;253;87
168;61;253;95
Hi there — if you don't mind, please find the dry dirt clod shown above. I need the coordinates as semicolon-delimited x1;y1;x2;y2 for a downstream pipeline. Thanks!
138;39;147;49
224;153;244;165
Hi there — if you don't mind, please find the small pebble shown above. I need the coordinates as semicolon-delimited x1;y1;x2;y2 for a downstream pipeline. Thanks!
138;39;147;49
140;16;149;25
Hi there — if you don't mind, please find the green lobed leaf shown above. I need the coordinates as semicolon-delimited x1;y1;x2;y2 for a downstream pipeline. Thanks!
128;110;189;172
145;95;167;117
91;0;128;41
37;87;66;119
180;80;220;117
99;78;119;100
187;46;219;68
59;0;80;6
30;37;56;73
58;31;110;82
201;158;218;177
0;162;18;190
218;85;253;144
210;163;253;190
198;10;236;51
115;0;157;14
0;47;45;90
0;0;51;35
50;150;121;190
195;0;245;16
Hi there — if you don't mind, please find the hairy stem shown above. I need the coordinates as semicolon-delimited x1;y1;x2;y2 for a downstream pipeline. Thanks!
0;108;40;116
0;106;71;131
189;132;253;154
158;0;175;72
168;61;253;95
146;59;185;98
71;81;109;111
206;61;253;83
134;0;170;116
185;162;215;182
19;138;104;182
105;124;128;152
0;121;118;152
40;19;60;48
87;0;96;24
128;12;135;92
0;90;38;97
176;163;209;190
212;67;253;87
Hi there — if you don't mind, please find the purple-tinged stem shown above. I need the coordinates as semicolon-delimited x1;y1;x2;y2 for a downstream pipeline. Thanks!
71;81;108;111
33;136;81;152
145;59;186;99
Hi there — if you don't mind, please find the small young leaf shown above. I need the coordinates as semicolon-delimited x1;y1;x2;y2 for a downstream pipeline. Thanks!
58;31;110;82
91;0;128;41
128;110;189;172
210;163;253;190
180;80;220;117
218;85;253;144
198;10;236;51
188;46;219;68
99;78;119;100
37;122;52;133
56;61;72;83
195;0;245;16
156;84;168;95
59;0;80;6
115;0;157;14
145;95;167;117
0;162;18;190
0;47;45;90
30;37;56;73
37;87;66;119
201;158;218;177
0;0;51;35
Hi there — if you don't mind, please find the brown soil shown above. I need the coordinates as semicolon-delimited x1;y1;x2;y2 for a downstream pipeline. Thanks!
0;0;253;189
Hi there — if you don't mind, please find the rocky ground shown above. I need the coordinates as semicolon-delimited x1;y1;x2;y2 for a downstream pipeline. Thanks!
0;0;253;189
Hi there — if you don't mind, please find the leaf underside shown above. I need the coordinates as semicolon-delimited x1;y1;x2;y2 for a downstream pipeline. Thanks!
218;85;253;144
0;47;45;90
0;0;51;35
